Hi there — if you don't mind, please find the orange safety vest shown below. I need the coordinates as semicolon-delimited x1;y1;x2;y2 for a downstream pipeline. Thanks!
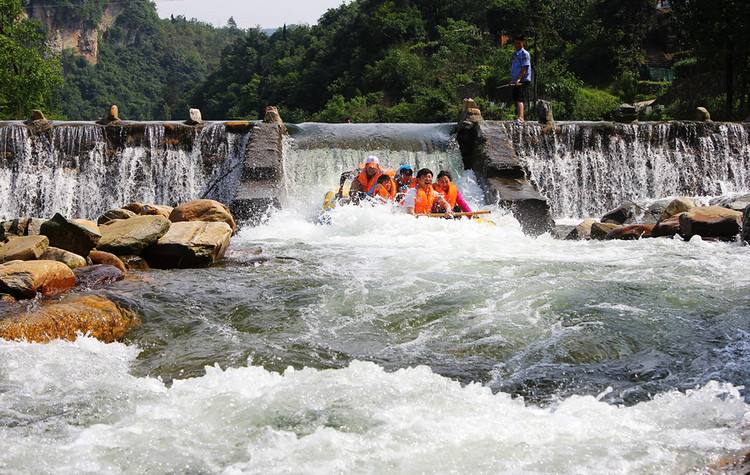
356;168;383;195
414;186;436;214
434;182;458;208
372;179;397;202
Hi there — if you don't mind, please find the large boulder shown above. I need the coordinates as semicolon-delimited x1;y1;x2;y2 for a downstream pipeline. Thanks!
0;294;140;343
601;201;639;225
88;250;127;274
41;247;87;269
590;222;621;240
660;197;695;221
40;213;101;257
0;235;49;263
743;205;750;245
652;214;683;238
679;206;742;240
0;260;76;299
143;221;232;269
169;199;237;233
565;218;597;240
604;224;655;240
97;215;171;255
74;264;125;289
97;208;137;226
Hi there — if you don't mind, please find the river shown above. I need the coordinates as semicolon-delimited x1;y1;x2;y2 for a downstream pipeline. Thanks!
1;123;749;473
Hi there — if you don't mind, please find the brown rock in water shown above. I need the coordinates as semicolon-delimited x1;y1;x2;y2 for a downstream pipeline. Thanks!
565;218;597;240
41;247;87;269
1;217;45;237
97;104;120;125
679;206;742;240
97;215;171;255
40;213;101;257
605;224;655;240
73;264;125;289
169;199;237;232
695;106;711;122
743;206;750;245
119;255;150;271
123;203;173;219
652;214;683;237
590;222;621;240
0;294;140;343
97;208;137;225
660;197;695;221
0;260;76;299
601;202;639;225
88;251;127;274
0;235;49;263
143;221;232;269
71;219;101;235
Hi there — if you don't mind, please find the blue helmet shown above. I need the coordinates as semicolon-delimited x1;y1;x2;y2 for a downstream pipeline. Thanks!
398;164;413;174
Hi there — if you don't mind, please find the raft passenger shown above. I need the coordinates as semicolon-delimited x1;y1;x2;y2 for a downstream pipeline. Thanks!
394;164;416;202
433;171;473;213
403;168;452;216
372;174;397;203
349;155;383;199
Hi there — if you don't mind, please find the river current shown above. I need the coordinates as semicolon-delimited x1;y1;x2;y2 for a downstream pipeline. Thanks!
1;125;750;473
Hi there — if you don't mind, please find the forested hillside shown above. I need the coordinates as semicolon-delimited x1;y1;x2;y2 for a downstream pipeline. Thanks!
2;0;749;122
24;0;243;120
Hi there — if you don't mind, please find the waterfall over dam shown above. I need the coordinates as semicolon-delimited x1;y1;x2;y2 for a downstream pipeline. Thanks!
0;121;249;220
1;120;749;222
503;121;750;218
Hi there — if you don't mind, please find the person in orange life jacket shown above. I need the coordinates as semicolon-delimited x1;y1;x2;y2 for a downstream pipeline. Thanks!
403;168;452;215
349;155;383;199
394;164;416;203
432;171;473;213
372;174;397;203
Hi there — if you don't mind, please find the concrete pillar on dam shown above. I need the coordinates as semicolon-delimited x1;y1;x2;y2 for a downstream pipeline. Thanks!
457;100;555;236
228;115;286;223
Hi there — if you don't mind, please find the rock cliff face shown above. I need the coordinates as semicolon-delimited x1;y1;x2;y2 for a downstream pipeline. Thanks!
26;3;122;64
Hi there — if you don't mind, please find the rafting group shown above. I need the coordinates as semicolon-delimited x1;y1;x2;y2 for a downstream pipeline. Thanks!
322;155;491;221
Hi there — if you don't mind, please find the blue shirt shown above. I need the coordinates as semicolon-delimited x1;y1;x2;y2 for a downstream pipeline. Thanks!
511;48;532;83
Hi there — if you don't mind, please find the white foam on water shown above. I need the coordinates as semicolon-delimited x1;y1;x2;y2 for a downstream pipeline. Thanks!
0;337;747;474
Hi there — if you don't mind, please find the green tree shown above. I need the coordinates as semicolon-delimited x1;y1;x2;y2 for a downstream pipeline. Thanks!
0;0;63;118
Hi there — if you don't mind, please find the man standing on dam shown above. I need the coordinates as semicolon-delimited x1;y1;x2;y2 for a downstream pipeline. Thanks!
510;35;532;124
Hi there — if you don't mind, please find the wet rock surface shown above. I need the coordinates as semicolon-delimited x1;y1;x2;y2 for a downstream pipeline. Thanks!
590;222;621;240
41;247;87;269
605;224;655;240
0;235;49;263
88;250;127;274
98;215;171;255
143;221;232;269
169;199;237;233
679;206;742;240
40;213;101;257
0;260;76;299
97;208;137;225
74;264;125;289
0;294;140;343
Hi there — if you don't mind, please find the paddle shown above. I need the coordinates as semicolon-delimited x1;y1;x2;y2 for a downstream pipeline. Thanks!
417;211;492;218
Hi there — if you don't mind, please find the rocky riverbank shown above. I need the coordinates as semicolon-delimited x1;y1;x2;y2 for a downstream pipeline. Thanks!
0;198;236;342
555;194;750;244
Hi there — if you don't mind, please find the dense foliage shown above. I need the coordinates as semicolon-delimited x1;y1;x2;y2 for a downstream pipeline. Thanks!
23;0;750;122
0;0;63;119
